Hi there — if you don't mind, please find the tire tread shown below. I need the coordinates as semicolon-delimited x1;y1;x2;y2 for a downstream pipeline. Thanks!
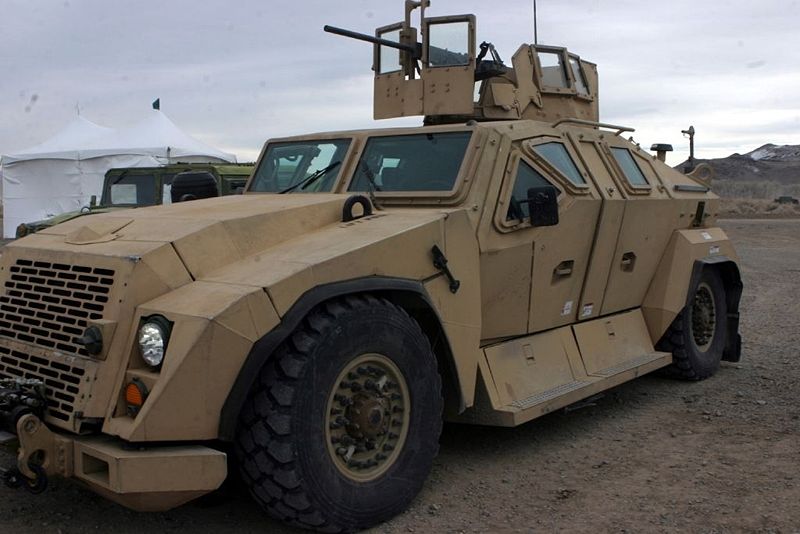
235;295;440;532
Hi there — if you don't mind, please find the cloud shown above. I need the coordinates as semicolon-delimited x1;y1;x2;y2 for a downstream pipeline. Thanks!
1;0;799;168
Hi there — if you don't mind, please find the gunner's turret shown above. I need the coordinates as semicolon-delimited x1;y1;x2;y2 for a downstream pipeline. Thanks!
325;0;598;125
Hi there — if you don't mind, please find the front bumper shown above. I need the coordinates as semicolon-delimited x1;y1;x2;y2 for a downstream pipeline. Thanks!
10;414;227;511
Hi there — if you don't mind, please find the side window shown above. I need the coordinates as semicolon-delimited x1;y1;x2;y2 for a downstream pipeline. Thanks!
532;142;586;186
610;147;648;186
507;160;554;221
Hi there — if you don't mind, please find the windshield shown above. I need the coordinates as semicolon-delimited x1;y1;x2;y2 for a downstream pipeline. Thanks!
104;174;158;206
349;132;472;192
249;139;351;193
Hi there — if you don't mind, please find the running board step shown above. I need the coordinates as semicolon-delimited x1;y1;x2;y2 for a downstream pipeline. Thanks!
591;351;670;378
499;350;672;426
511;380;591;410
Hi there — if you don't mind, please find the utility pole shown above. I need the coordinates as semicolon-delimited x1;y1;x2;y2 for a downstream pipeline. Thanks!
681;125;695;172
533;0;538;44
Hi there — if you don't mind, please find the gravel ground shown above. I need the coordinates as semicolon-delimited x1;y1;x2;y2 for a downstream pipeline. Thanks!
1;219;798;533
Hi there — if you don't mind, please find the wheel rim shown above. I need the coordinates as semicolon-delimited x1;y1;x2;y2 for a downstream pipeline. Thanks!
324;353;411;482
691;282;716;351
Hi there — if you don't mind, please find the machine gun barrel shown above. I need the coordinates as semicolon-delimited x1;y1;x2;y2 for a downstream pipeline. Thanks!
324;25;418;56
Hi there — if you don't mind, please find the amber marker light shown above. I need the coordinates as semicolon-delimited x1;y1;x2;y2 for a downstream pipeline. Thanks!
125;378;148;416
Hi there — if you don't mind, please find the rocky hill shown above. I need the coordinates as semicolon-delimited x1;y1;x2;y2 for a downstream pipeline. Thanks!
677;144;800;198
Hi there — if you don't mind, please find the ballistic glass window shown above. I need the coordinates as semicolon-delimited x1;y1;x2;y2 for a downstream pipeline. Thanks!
537;50;568;88
427;21;470;67
507;161;554;220
569;56;589;96
378;29;401;74
250;139;351;192
611;147;649;186
533;142;586;185
349;132;472;192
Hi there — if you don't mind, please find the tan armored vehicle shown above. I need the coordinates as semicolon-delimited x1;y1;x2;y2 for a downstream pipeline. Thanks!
0;2;741;532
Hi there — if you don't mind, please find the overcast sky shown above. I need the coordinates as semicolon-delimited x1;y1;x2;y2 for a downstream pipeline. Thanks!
1;0;799;166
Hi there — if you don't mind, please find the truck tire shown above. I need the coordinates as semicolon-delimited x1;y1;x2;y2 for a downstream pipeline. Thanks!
235;295;443;532
657;268;727;380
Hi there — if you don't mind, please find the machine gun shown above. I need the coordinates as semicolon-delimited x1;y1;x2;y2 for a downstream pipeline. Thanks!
324;0;599;124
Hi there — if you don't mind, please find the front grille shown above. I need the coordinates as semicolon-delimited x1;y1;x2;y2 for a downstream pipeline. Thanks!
0;259;115;356
0;345;87;421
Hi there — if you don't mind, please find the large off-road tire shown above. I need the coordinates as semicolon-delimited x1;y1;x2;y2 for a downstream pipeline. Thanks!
235;295;443;532
657;268;727;380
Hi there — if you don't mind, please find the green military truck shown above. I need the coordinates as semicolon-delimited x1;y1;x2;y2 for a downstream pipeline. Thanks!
15;163;254;238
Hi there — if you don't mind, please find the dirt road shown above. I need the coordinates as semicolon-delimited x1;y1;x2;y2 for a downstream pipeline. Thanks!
1;219;798;533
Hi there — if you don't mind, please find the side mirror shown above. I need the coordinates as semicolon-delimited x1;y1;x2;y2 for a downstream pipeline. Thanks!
527;186;559;227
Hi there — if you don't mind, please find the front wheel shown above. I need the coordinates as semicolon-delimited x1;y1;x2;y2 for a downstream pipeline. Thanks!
657;268;727;380
235;295;443;532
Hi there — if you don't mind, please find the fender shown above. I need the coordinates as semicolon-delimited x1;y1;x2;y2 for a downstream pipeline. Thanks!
642;227;740;345
218;276;461;441
687;257;743;362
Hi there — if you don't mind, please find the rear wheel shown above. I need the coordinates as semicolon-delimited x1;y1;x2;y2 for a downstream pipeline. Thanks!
235;295;442;532
657;268;727;380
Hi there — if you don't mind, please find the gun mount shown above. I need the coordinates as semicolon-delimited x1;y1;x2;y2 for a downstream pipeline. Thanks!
326;0;599;125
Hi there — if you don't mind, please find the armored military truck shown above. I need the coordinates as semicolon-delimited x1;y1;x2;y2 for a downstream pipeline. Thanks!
0;2;741;532
15;162;254;237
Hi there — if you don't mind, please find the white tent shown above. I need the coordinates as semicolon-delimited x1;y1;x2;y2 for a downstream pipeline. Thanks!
1;111;236;237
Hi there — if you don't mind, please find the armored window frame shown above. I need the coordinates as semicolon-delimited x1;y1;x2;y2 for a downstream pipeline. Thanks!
524;137;591;194
533;45;573;95
345;130;474;198
373;22;404;75
246;137;353;194
494;152;563;232
422;15;476;68
568;54;592;100
608;146;652;193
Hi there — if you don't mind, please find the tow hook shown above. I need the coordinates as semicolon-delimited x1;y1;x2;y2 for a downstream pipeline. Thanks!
1;463;48;494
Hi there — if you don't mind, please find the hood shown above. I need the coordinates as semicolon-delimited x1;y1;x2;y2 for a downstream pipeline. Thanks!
14;194;447;280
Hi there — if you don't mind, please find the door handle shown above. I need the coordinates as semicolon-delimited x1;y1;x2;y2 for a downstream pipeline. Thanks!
554;260;574;277
621;252;636;271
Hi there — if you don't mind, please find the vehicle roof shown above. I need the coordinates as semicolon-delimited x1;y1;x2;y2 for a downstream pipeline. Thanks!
263;120;544;144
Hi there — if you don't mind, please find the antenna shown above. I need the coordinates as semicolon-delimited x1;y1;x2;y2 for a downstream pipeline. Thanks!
533;0;538;45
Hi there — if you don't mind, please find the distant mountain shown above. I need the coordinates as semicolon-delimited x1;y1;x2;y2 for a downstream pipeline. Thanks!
676;144;800;184
744;143;800;162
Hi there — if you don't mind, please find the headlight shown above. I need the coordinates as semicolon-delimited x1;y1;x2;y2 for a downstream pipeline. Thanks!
138;316;171;367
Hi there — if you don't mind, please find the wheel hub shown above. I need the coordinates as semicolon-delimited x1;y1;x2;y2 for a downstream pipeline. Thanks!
691;283;716;350
325;353;410;482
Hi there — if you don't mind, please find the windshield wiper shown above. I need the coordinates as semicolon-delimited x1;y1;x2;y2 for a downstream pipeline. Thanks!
357;160;383;211
279;161;341;194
